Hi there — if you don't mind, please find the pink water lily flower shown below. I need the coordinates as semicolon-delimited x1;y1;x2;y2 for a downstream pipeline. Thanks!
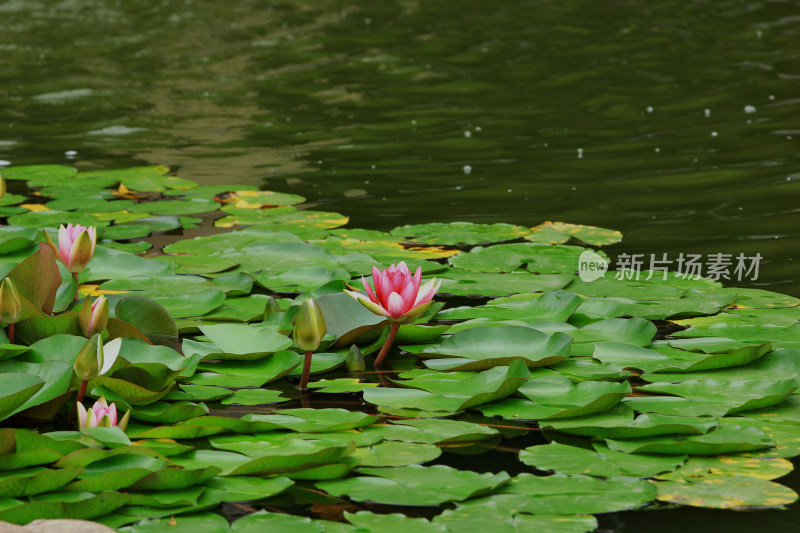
345;262;440;365
77;397;129;431
347;262;440;323
54;223;97;273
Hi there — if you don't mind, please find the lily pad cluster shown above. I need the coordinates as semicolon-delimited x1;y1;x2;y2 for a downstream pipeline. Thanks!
0;164;799;532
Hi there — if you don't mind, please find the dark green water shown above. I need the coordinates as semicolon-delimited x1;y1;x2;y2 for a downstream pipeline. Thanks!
2;0;799;295
3;2;800;529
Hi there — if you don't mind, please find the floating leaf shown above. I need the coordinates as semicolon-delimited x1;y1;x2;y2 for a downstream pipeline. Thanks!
520;441;685;478
390;222;531;246
479;376;631;421
363;362;530;414
317;464;510;506
528;222;622;246
654;477;798;509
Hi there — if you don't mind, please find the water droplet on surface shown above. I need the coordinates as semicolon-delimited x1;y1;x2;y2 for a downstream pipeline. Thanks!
464;130;471;138
654;147;660;152
646;106;654;113
704;109;711;118
769;95;775;100
411;120;417;125
371;164;376;169
65;150;77;157
744;105;756;113
0;160;10;167
577;148;584;159
475;126;482;131
711;131;718;137
507;189;512;193
463;165;472;175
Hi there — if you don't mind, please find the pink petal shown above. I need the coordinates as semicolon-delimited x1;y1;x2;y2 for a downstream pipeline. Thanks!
397;261;410;276
361;276;379;304
376;271;394;308
386;292;406;318
411;267;422;295
413;279;441;307
107;404;118;426
398;279;417;312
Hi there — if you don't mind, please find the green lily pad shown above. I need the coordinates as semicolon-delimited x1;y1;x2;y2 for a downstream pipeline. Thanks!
0;373;45;422
439;291;582;322
1;164;78;181
128;198;218;216
435;506;597;533
0;466;83;497
415;326;572;371
364;362;530;414
199;323;293;358
220;388;289;406
346;441;441;467
244;408;377;433
391;222;531;246
659;455;794;482
637;378;797;414
317;464;510;506
448;243;587;274
346;511;447;533
363;418;499;444
188;350;302;386
604;422;774;455
438;270;574;297
654;477;798;509
519;442;685;478
0;490;131;524
205;476;294;502
461;473;656;514
479;376;631;421
527;222;622;246
541;404;718;439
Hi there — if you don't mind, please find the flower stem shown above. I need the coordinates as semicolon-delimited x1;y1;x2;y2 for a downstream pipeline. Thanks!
7;324;13;344
68;380;89;420
299;350;313;390
374;322;400;365
73;273;80;302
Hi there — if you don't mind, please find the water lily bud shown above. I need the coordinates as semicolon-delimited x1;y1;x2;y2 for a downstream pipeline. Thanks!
293;298;326;352
346;344;365;372
77;396;130;431
0;278;21;325
263;296;281;320
47;224;97;274
74;334;103;382
80;295;108;337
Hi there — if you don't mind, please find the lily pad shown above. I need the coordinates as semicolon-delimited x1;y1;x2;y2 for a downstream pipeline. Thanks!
317;464;510;506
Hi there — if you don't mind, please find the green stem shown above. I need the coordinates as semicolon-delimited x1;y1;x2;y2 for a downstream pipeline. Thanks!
374;322;400;365
299;350;313;390
7;323;13;344
73;273;80;302
68;380;89;421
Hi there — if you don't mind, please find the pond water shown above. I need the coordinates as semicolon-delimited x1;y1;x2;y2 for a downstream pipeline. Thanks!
2;0;799;296
3;0;800;530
